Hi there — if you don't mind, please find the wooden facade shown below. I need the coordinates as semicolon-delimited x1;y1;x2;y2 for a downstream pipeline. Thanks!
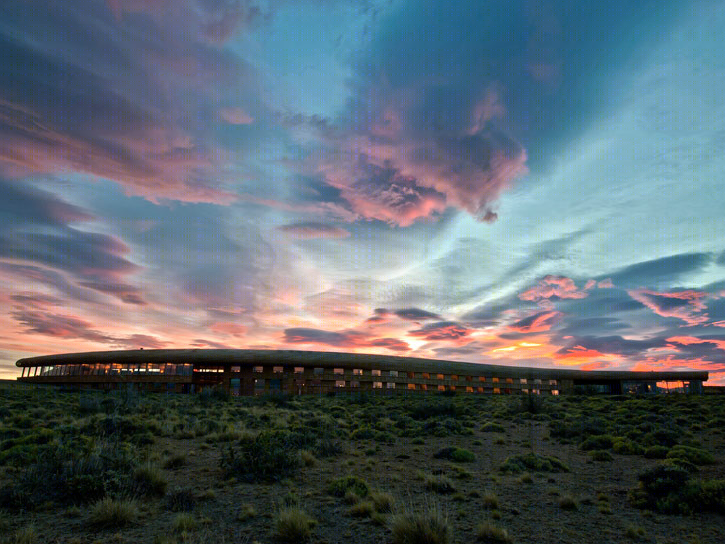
16;349;708;395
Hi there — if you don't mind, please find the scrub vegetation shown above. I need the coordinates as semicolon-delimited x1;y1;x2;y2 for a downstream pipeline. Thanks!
0;381;724;543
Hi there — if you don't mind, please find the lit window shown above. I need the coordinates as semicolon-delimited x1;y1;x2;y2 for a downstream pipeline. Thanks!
451;375;458;381
387;382;396;389
438;385;446;391
479;376;486;382
294;367;304;374
334;368;344;375
552;390;559;396
492;377;499;383
466;386;473;393
506;378;513;384
450;385;456;391
408;383;416;390
422;372;430;379
520;378;527;384
335;380;346;388
549;379;557;386
477;387;484;393
420;384;427;391
522;388;529;394
253;366;263;373
353;368;363;375
437;374;445;380
407;371;415;379
232;366;241;373
372;369;381;376
273;366;283;374
389;370;398;377
373;382;383;389
493;387;501;394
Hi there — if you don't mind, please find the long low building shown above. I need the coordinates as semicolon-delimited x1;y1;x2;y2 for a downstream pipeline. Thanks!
15;349;708;395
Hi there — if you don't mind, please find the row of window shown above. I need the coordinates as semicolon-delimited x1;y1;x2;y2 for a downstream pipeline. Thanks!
22;363;194;377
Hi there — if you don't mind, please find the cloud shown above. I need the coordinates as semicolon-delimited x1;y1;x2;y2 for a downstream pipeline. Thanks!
78;281;146;305
210;322;247;337
519;276;589;302
608;253;712;289
218;107;255;125
408;321;472;341
393;308;442;321
508;310;562;333
278;222;350;239
10;293;64;309
112;334;167;349
283;327;411;352
667;335;725;352
628;289;709;326
12;310;114;343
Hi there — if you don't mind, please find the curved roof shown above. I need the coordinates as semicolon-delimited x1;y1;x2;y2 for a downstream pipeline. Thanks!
16;349;709;382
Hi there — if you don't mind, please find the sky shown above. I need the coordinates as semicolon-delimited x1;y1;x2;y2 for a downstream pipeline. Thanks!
2;0;725;384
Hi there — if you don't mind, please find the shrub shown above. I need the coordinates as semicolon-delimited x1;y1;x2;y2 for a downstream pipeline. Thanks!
481;422;505;433
237;504;256;522
499;453;569;474
166;488;196;512
348;501;375;517
163;454;186;469
10;526;37;544
482;493;499;509
558;495;578;510
275;507;316;543
580;435;613;451
476;522;513;543
390;507;451;544
370;491;394;513
87;498;139;529
590;450;613;462
425;475;456;494
131;463;167;497
327;475;369;498
612;438;644;455
433;447;475;463
172;513;198;533
666;446;715;466
643;446;669;459
221;431;301;483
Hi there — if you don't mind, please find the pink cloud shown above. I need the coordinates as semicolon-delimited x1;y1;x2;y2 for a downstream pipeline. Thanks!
667;335;725;351
628;289;709;326
283;327;411;352
597;278;614;288
210;322;247;337
508;310;562;333
554;345;606;361
519;276;588;302
278;223;350;239
408;322;472;341
219;107;255;125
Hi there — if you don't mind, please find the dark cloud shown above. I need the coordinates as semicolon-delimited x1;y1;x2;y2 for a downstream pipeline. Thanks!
113;334;167;349
12;310;113;343
608;253;713;289
283;327;411;352
278;222;350;239
393;308;442;321
78;281;146;305
556;335;666;357
408;321;471;341
10;293;64;309
191;338;234;349
628;289;709;326
508;310;561;333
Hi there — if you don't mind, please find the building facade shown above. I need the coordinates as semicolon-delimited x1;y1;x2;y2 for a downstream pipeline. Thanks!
15;349;707;395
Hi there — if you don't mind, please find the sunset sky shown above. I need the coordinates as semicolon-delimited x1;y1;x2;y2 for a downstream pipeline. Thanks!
2;0;725;383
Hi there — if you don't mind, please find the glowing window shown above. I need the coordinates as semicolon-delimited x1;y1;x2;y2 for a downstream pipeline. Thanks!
353;368;363;375
506;378;513;384
450;385;456;391
334;368;344;375
479;376;486;382
408;383;416;390
522;388;529;394
373;382;383;389
437;374;444;380
335;380;346;388
372;369;381;376
389;370;398;377
438;385;446;391
492;377;499;383
422;372;430;379
294;367;304;374
387;382;396;389
420;384;427;391
549;379;557;386
273;366;283;374
451;375;458;381
493;387;501;394
466;386;473;393
552;390;559;396
253;366;263;373
232;366;241;373
477;387;484;393
520;378;527;384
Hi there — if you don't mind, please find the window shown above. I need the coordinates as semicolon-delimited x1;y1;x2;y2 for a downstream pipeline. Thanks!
520;378;527;384
479;376;486;382
407;383;416;390
389;370;398;377
505;378;513;384
335;380;346;388
314;367;324;375
534;379;542;385
232;366;241;372
386;382;396;389
351;380;360;388
334;368;344;375
353;368;363;375
407;371;415;379
438;385;446;391
466;386;473;393
522;388;529;394
273;366;283;374
373;381;383;389
451;375;458;381
493;387;501;394
437;374;445;380
372;369;381;376
552;390;559;396
549;379;557;386
420;384;427;391
254;378;265;389
422;372;430;379
450;385;456;391
253;366;263;373
477;387;484;393
492;377;499;383
465;375;472;382
294;367;304;374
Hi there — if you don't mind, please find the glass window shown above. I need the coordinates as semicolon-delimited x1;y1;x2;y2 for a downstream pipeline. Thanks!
373;381;383;389
372;369;381;376
351;380;360;388
451;375;458;381
506;378;513;384
314;367;324;375
420;384;427;391
294;367;304;374
549;379;557;386
386;382;396;389
407;383;416;390
520;378;527;384
477;387;484;393
438;385;445;391
492;377;499;383
334;368;344;375
389;370;398;377
493;387;501;394
335;380;346;388
479;376;486;382
273;366;283;374
466;386;473;393
407;371;415;379
422;372;430;379
253;366;263;373
465;375;472;382
232;366;241;373
437;374;444;380
450;385;456;391
353;368;363;375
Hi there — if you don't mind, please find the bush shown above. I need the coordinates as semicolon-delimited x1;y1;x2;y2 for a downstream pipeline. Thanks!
476;522;513;543
434;447;475;463
499;453;569;474
163;454;186;469
172;513;198;533
666;445;715;466
482;493;499;509
221;431;301;483
370;491;394;513
590;450;613;462
559;495;577;510
390;507;451;544
167;488;196;512
580;435;614;451
425;475;456;494
643;446;669;459
612;438;644;455
481;422;506;433
87;498;139;529
131;463;167;497
348;501;375;517
327;475;369;498
275;507;316;543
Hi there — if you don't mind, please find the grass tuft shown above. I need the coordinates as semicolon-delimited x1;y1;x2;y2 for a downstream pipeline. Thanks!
87;497;139;529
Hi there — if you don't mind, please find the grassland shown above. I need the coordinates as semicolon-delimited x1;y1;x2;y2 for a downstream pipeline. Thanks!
1;382;724;543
